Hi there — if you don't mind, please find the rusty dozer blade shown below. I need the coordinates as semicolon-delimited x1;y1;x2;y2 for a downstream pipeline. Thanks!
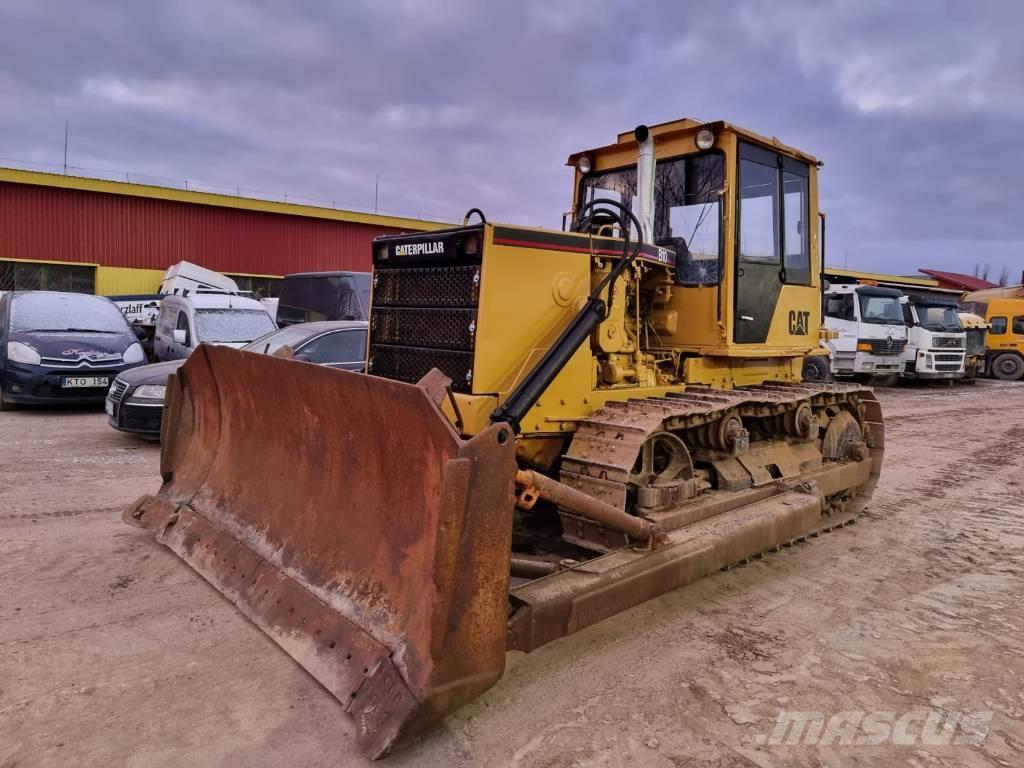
124;344;517;758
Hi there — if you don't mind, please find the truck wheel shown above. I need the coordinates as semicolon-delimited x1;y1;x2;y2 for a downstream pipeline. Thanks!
802;356;832;382
992;353;1024;381
867;373;900;388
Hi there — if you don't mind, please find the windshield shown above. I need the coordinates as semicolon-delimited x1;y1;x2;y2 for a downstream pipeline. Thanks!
858;295;904;325
914;304;962;332
242;324;318;354
11;292;131;334
581;152;724;284
195;309;276;343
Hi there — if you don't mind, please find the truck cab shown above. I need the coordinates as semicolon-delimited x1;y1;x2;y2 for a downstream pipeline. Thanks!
900;293;966;380
154;292;276;361
820;284;907;381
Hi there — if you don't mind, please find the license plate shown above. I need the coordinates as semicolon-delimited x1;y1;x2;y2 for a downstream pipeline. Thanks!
105;399;115;417
62;376;110;388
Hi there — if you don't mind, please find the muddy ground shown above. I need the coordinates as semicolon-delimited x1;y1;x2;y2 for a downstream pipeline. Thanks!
1;381;1023;767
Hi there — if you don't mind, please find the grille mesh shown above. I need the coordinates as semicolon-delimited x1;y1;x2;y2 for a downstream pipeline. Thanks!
370;262;480;392
373;266;479;308
860;338;907;355
372;307;475;351
933;336;965;349
369;345;474;389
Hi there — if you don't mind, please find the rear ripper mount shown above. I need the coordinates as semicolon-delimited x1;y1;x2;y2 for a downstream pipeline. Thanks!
124;345;882;758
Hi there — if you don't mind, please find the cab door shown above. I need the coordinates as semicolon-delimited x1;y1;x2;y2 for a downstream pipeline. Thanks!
734;143;811;343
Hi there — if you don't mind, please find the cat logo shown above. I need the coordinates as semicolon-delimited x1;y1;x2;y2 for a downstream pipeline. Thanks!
788;310;811;336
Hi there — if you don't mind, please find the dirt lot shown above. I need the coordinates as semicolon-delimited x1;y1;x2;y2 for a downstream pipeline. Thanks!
2;381;1023;767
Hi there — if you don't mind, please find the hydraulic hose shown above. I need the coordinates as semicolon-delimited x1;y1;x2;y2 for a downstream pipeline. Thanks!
489;199;645;433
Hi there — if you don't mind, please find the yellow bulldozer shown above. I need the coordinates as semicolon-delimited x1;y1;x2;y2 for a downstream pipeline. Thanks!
125;117;884;758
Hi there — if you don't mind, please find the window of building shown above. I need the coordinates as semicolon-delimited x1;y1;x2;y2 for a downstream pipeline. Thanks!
0;260;95;293
989;316;1007;334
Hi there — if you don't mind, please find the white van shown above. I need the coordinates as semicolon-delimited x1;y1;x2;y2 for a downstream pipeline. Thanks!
154;292;277;361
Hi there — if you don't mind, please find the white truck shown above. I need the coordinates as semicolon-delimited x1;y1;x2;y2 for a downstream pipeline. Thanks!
900;293;966;381
804;284;908;384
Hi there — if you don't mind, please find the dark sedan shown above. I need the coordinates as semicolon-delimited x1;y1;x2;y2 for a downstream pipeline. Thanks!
0;291;147;410
107;320;367;437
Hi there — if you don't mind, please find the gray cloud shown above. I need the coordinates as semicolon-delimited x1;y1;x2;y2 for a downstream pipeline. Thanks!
1;0;1021;279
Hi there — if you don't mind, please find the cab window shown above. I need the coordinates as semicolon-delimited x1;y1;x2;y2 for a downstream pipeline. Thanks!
175;311;191;346
737;143;811;285
990;316;1007;334
824;294;855;321
1013;316;1024;335
581;152;724;285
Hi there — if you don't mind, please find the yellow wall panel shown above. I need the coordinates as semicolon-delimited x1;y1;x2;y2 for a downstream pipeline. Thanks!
96;267;164;296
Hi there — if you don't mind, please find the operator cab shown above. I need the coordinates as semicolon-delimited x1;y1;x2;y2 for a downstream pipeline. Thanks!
568;119;822;356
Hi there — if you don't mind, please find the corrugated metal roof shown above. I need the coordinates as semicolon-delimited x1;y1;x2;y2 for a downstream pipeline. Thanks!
0;167;450;231
918;269;998;291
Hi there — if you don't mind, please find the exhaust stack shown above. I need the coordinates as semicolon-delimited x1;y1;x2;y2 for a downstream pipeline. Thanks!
634;124;655;244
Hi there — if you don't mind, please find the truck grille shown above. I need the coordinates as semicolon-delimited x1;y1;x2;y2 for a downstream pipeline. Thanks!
369;263;481;392
934;353;964;363
933;336;965;349
936;364;962;372
859;338;907;355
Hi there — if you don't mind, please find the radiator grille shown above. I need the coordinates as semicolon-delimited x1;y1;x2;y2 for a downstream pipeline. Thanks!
369;262;481;392
859;338;907;355
933;336;965;349
372;307;476;351
108;379;129;403
368;345;474;389
373;265;480;308
934;353;964;363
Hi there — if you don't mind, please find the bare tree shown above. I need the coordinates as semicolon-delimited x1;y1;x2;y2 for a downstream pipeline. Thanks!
998;265;1010;286
973;262;982;278
980;263;991;281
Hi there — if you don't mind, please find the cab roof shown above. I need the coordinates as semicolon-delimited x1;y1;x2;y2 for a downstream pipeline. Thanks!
567;117;821;167
164;292;268;311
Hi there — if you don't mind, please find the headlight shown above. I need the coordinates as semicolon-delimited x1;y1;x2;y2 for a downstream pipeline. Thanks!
576;155;592;174
695;128;716;150
132;384;166;400
122;342;145;364
7;341;41;365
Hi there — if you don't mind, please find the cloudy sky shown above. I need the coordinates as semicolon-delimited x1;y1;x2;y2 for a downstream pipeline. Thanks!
1;0;1021;280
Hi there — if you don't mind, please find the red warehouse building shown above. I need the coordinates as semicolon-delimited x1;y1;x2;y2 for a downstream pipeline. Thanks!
0;167;446;296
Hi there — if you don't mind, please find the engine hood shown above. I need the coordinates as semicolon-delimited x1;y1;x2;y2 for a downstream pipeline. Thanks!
9;330;135;362
116;359;185;387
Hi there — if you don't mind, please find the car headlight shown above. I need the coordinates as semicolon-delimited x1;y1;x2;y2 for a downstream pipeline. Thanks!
122;343;146;364
132;384;166;400
7;341;41;365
